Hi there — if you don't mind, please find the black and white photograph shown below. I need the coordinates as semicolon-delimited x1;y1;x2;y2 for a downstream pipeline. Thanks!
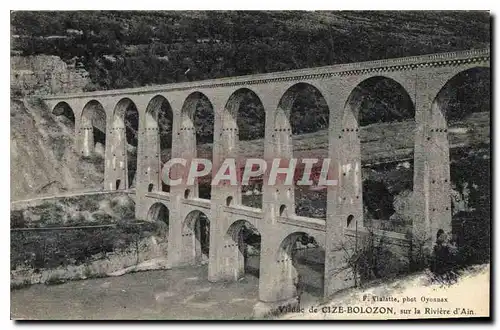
8;8;492;321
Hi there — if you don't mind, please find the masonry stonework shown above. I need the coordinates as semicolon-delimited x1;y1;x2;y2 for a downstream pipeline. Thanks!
43;49;490;316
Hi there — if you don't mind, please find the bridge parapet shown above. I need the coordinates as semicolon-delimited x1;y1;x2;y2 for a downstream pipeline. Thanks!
144;191;171;202
40;48;489;101
222;204;262;220
180;197;211;210
278;214;326;233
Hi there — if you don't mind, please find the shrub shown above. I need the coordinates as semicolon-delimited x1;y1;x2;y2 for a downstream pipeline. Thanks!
36;202;65;225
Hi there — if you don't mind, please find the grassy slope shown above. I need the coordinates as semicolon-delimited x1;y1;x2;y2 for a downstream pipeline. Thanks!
194;113;490;162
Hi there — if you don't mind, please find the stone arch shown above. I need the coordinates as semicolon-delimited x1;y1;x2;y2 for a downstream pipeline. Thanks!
180;91;214;142
346;214;354;227
52;101;75;127
146;202;170;227
224;87;266;142
183;210;211;263
180;92;214;199
80;99;106;157
279;204;287;216
276;231;325;301
345;76;415;125
431;67;490;123
430;66;490;251
275;82;330;219
276;82;329;135
223;88;266;208
225;219;262;278
343;76;416;232
112;98;139;189
145;95;174;192
113;98;140;143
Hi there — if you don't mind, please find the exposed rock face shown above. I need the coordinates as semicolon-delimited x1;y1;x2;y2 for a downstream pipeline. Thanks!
10;55;100;200
10;55;91;96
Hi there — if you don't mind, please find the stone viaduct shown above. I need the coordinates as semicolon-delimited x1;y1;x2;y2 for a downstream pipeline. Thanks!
42;48;490;313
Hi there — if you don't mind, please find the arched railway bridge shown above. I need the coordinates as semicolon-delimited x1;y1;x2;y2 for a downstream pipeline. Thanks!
41;48;490;313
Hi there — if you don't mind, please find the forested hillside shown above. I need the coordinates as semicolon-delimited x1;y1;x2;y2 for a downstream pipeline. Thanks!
11;11;490;90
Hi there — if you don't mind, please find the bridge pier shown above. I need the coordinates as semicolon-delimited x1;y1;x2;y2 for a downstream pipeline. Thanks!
207;94;245;282
323;90;360;297
165;196;208;268
206;179;248;282
207;192;231;281
165;201;185;267
80;125;94;157
207;211;245;282
253;232;300;317
106;127;128;190
412;81;453;258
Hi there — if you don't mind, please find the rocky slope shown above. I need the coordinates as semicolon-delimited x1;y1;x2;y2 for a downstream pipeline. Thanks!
10;98;103;201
